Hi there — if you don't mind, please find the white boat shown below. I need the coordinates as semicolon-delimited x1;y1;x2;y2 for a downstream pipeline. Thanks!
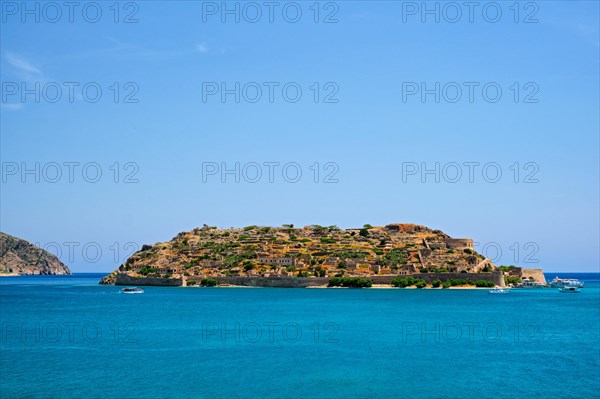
559;286;581;293
120;287;144;294
489;288;509;294
549;276;584;288
515;280;544;289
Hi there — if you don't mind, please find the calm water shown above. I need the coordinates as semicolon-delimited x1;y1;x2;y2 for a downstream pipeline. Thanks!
1;273;599;399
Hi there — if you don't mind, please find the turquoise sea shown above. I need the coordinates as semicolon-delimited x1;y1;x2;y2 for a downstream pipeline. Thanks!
1;273;599;399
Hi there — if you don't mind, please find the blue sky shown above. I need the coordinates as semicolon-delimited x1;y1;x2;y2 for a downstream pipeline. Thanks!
1;1;598;272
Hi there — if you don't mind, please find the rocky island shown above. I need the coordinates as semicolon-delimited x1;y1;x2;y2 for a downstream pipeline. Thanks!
0;232;71;276
99;223;545;288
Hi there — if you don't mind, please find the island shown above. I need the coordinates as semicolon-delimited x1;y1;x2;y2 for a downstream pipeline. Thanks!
0;232;71;276
99;223;546;288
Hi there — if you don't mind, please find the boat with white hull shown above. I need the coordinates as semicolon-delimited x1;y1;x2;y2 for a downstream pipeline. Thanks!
120;287;144;294
559;286;581;293
549;277;584;288
515;281;544;289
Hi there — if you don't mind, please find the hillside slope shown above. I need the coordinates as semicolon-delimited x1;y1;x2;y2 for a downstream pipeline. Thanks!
0;232;71;275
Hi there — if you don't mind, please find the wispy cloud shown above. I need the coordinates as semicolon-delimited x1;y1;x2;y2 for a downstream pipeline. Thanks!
3;52;46;85
2;53;48;110
1;103;25;111
5;52;41;75
55;39;213;61
196;42;209;53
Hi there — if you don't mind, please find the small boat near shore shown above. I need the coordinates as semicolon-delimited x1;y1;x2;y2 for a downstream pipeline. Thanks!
559;286;581;293
514;281;544;289
120;287;144;294
549;277;584;288
489;288;509;294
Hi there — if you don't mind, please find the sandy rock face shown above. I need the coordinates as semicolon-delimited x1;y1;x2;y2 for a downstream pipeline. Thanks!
0;232;71;275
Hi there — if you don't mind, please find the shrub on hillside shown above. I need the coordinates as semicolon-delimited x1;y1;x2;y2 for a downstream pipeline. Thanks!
391;277;426;288
328;277;373;288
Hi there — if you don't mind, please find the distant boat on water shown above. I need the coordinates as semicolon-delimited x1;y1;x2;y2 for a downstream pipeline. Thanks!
120;287;144;294
489;288;509;294
515;281;544;289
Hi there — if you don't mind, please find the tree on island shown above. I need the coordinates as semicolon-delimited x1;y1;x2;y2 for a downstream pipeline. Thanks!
201;278;218;286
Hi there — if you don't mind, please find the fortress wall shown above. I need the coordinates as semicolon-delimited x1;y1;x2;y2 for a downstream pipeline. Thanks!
371;271;505;287
521;269;547;285
115;274;183;286
444;238;474;249
215;276;329;287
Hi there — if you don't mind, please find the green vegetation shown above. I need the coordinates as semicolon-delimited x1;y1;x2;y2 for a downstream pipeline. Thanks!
380;248;407;267
187;280;197;286
328;277;373;288
505;276;521;285
139;266;157;276
433;278;495;288
429;267;449;273
333;250;368;259
463;248;473;254
431;279;442;287
314;267;326;277
224;254;244;268
184;260;199;269
391;276;426;288
320;237;336;244
359;228;369;237
497;265;518;272
201;278;218;286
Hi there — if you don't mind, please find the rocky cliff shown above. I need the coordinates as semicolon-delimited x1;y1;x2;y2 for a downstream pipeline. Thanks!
0;233;71;275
